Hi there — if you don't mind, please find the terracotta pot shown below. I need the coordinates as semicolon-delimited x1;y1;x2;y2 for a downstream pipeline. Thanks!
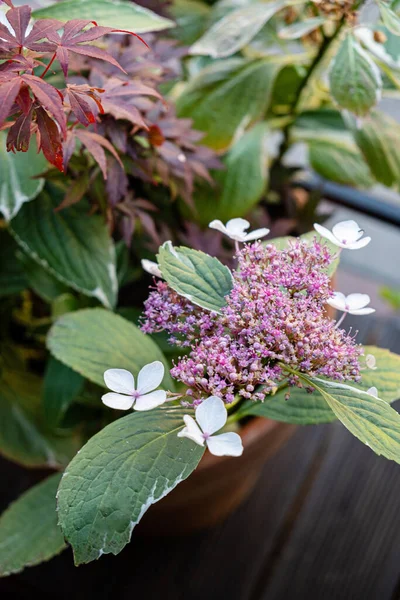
138;417;296;535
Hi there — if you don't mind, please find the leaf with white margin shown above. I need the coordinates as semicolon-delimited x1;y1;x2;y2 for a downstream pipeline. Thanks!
355;26;400;73
0;131;47;221
47;308;174;390
157;243;234;313
33;0;174;32
379;2;400;36
347;109;400;188
300;371;400;463
278;17;325;40
10;186;118;309
361;346;400;404
57;407;204;564
190;0;286;58
0;474;65;577
329;34;382;116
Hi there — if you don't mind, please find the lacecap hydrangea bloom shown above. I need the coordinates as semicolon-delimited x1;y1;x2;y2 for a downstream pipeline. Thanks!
141;238;363;406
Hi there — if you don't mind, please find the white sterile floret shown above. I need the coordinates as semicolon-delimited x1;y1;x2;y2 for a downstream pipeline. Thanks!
365;354;377;370
367;386;378;398
327;292;375;315
209;218;270;242
141;259;162;278
102;361;166;411
313;220;371;249
178;396;243;457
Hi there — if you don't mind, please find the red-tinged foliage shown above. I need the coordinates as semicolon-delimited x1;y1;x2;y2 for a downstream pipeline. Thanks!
0;0;14;8
35;106;64;171
66;84;104;126
6;106;33;152
74;129;122;178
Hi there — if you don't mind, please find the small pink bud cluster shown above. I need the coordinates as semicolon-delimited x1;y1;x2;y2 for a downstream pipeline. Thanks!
141;239;362;404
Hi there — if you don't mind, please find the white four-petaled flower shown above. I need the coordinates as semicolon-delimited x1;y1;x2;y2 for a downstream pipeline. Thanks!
327;292;375;315
365;354;377;370
178;396;243;457
102;361;166;411
314;220;371;249
209;218;270;243
141;259;162;278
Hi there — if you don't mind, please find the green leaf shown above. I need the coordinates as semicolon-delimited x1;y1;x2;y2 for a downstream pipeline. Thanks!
308;140;374;188
214;122;270;219
278;17;325;39
176;57;283;150
190;0;286;58
0;367;80;468
349;109;400;188
157;243;233;313
57;407;204;564
379;2;400;35
306;375;400;463
0;230;27;298
170;0;211;45
10;187;117;309
361;346;400;404
32;0;173;32
0;132;47;221
47;308;174;390
18;251;69;303
0;474;66;577
237;347;400;425
329;34;382;116
43;358;85;427
237;385;337;424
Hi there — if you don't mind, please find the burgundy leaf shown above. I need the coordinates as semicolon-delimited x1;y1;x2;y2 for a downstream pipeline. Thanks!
55;172;89;211
35;106;64;171
106;156;128;205
24;19;63;53
0;77;21;129
16;84;32;116
6;5;31;46
1;0;14;8
6;106;33;152
75;129;121;178
66;85;103;126
62;130;76;172
21;73;66;137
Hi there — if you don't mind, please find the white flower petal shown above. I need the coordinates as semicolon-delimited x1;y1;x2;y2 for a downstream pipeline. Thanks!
332;220;363;244
366;354;377;369
101;392;134;410
177;415;204;446
104;368;135;394
345;293;370;310
242;228;270;242
134;390;167;411
207;432;243;457
195;396;227;435
141;259;162;278
209;220;229;235
349;307;376;315
367;386;378;397
226;218;250;236
313;223;341;246
327;292;347;311
137;361;165;394
346;236;371;250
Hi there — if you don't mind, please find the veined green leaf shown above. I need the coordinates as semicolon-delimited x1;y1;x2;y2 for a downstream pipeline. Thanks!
176;58;283;150
0;474;65;577
43;358;85;427
33;0;173;32
170;0;211;45
0;230;27;297
10;187;118;309
0;132;46;221
57;408;204;564
379;2;400;35
157;243;233;313
47;308;174;390
329;34;382;116
308;140;374;188
348;109;400;188
190;0;286;58
361;346;400;403
278;17;325;40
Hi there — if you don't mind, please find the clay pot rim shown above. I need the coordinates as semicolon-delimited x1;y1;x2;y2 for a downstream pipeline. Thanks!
197;415;281;471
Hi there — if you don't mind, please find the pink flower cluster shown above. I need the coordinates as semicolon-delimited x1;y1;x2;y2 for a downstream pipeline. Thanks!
141;239;363;405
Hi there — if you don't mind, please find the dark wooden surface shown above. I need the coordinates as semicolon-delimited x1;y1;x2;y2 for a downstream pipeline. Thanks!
2;314;400;600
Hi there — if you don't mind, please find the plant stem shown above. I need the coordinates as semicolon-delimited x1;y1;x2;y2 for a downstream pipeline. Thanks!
40;52;57;79
274;15;347;165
